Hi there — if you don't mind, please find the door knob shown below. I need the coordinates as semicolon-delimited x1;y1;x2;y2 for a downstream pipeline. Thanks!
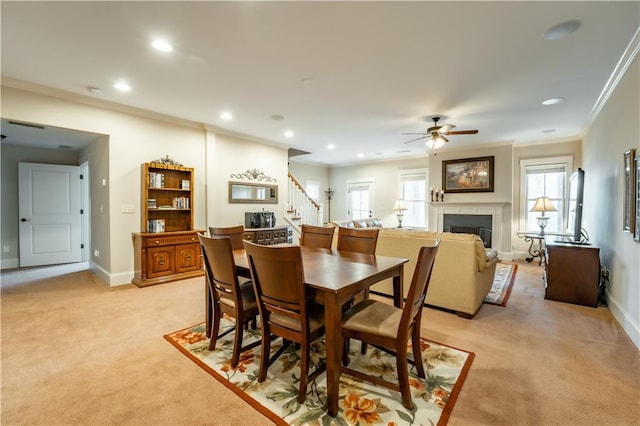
20;218;30;222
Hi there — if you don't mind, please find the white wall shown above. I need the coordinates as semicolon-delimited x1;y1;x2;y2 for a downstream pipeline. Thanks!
582;56;640;349
1;82;288;285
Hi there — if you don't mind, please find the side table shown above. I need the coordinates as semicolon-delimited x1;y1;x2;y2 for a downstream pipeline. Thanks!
521;233;546;266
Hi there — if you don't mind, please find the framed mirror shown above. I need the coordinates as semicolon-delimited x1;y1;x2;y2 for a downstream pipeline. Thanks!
228;181;278;204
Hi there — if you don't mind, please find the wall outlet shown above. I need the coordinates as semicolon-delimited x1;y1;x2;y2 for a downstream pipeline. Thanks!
94;249;100;258
121;204;135;214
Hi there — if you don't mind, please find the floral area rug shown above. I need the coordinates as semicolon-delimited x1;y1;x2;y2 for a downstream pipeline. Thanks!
164;319;474;426
483;262;518;306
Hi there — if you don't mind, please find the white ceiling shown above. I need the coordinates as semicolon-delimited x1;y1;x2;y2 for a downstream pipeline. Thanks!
1;1;638;165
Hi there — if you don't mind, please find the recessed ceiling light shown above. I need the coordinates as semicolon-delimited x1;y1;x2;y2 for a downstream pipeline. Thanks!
152;39;173;52
541;129;557;133
284;130;294;138
220;112;233;121
357;153;364;158
327;144;335;150
87;86;102;95
114;81;131;92
543;20;581;41
542;97;564;106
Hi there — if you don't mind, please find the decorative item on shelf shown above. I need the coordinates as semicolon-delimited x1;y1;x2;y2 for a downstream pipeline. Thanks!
430;187;434;202
151;155;182;166
530;196;557;235
440;189;444;202
324;187;335;222
393;199;408;228
435;190;440;202
230;168;276;182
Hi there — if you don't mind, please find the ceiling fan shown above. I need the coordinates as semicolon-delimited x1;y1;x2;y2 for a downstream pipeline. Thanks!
403;116;478;148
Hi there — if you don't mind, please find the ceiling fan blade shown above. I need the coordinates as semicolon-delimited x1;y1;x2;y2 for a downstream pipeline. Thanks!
442;135;449;143
403;135;428;144
443;130;479;135
402;132;428;135
439;124;455;132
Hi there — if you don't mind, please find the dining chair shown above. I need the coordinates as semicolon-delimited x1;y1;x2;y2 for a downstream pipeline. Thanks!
209;225;245;250
299;224;335;249
336;226;379;254
198;234;260;367
340;240;440;410
243;240;326;403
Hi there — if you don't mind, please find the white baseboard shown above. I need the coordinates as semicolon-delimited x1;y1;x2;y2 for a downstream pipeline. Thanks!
1;257;19;270
89;262;133;287
606;289;640;350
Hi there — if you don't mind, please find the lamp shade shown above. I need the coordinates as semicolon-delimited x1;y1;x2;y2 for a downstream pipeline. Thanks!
530;197;557;213
393;199;407;211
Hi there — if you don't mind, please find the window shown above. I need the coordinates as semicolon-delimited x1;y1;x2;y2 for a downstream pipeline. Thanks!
305;180;320;201
399;169;428;227
520;157;573;234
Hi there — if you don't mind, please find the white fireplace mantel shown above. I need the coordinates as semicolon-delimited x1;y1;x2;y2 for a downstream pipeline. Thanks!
430;202;510;252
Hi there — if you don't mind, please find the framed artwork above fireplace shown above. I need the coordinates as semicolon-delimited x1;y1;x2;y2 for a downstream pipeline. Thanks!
443;156;495;193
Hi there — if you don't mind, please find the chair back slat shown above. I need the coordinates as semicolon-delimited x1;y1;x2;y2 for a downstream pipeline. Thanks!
300;224;334;249
198;235;241;302
209;225;245;250
336;227;379;254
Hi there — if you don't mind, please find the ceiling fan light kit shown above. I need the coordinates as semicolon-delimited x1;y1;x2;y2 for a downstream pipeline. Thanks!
403;116;478;149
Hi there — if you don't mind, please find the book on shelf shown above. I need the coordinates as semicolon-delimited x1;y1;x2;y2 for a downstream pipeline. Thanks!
158;205;175;209
172;196;190;209
147;219;165;233
181;179;190;190
147;198;157;209
148;172;165;188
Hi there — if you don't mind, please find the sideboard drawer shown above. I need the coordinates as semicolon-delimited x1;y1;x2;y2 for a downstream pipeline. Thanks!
145;234;200;247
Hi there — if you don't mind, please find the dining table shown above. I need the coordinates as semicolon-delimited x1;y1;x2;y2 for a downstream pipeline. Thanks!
204;245;408;417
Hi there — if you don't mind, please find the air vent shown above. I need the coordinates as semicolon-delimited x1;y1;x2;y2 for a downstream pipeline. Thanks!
58;145;73;150
8;120;45;130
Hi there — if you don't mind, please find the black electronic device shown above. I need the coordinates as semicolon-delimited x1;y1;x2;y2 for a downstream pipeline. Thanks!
566;168;586;243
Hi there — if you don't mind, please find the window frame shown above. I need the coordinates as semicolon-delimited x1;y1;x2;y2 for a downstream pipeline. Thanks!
398;168;428;228
519;156;573;235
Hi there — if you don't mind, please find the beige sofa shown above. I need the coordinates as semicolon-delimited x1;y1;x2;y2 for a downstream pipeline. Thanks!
328;221;498;318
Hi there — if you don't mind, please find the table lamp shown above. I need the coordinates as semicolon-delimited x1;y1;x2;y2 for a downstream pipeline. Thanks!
393;199;408;228
530;196;557;235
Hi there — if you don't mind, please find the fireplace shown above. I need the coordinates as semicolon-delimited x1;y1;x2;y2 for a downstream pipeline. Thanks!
432;202;508;253
444;214;492;248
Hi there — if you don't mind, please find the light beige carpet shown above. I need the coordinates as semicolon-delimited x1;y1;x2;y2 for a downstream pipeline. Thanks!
2;261;639;425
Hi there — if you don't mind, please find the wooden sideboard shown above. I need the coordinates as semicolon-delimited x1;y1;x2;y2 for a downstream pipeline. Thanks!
244;226;292;246
544;241;600;307
132;230;205;287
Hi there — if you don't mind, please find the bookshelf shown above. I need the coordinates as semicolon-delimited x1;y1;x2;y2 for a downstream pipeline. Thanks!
132;162;204;287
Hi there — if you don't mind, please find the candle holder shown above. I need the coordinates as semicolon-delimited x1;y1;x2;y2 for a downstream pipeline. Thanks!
430;190;434;202
435;191;440;202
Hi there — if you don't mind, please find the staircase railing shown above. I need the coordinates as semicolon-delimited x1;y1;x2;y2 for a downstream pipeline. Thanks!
287;173;323;232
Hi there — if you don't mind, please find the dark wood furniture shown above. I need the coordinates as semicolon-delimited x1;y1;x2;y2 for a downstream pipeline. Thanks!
199;234;259;367
132;230;204;287
340;242;440;410
544;241;600;307
336;227;379;254
299;224;335;249
243;226;291;246
133;162;203;287
229;246;408;417
209;225;245;250
243;241;326;403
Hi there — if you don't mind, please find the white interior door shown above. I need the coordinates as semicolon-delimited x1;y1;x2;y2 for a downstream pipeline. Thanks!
19;162;82;267
347;180;375;220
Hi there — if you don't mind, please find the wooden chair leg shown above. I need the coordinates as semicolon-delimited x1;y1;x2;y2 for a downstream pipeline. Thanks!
342;338;351;366
411;327;426;378
396;343;413;410
298;345;309;403
208;309;221;351
258;326;271;383
231;319;244;367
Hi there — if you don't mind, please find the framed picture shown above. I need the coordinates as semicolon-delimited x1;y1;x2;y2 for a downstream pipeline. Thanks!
443;156;494;193
634;156;640;242
623;149;635;233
